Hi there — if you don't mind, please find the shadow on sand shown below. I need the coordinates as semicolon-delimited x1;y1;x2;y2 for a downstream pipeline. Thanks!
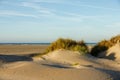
95;67;120;80
0;54;33;63
42;63;70;68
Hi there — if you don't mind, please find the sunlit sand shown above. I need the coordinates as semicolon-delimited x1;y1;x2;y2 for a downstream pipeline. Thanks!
0;45;120;80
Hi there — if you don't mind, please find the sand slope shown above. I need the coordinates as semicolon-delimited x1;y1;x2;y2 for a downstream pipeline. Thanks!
0;62;112;80
98;43;120;61
0;49;120;80
107;43;120;61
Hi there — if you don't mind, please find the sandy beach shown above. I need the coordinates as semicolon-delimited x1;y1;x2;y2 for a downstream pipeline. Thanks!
0;0;119;79
0;45;48;55
0;44;120;80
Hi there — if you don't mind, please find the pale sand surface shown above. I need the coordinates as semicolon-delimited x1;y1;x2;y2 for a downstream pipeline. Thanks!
0;45;120;80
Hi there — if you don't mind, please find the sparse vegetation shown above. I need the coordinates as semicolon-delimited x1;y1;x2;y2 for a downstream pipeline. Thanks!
45;38;88;54
91;35;120;56
71;62;79;66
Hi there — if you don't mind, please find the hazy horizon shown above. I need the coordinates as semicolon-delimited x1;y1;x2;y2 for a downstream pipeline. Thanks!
0;0;120;43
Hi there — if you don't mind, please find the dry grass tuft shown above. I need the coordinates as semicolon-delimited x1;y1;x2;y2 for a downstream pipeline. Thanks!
91;35;120;56
45;38;88;54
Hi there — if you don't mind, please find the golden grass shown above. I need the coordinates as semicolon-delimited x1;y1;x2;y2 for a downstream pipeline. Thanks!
45;38;88;54
91;35;120;56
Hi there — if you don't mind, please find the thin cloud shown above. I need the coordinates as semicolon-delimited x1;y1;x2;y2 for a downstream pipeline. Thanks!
1;1;55;16
65;2;120;11
29;0;64;3
0;10;38;18
1;0;119;22
0;10;83;22
30;0;120;11
21;2;55;15
53;15;83;22
20;2;103;21
61;12;116;20
2;0;120;12
22;2;40;9
79;4;120;11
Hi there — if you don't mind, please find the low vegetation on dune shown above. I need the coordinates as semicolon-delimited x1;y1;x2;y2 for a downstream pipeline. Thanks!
34;35;120;58
33;38;88;57
45;38;88;54
91;35;120;56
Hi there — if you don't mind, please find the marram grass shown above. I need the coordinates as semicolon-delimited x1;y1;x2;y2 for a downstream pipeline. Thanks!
91;35;120;56
45;38;88;54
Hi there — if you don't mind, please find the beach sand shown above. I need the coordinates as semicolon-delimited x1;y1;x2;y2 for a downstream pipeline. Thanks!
0;45;48;55
0;45;120;80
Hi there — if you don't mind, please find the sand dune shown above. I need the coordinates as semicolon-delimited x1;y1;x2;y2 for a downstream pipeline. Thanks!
0;62;112;80
98;43;120;61
0;60;112;80
42;49;104;68
106;43;120;61
0;48;120;80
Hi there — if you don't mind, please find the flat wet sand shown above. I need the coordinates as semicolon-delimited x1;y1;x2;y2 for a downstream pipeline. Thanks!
0;45;48;55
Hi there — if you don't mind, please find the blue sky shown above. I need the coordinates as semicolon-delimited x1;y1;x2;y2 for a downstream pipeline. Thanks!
0;0;120;43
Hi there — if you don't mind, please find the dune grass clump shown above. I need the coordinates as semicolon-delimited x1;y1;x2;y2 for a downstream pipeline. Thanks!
45;38;88;54
91;35;120;56
110;35;120;44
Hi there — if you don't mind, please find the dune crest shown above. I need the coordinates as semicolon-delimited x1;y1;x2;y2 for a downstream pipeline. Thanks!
42;49;95;66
